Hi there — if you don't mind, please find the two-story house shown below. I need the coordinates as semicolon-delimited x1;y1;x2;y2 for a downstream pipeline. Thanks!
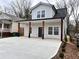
15;2;67;41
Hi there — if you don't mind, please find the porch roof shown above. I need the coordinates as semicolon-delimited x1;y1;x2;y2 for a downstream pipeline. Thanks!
15;17;63;22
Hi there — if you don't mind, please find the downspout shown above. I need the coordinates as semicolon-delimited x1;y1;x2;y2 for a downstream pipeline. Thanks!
42;21;45;39
28;22;31;38
61;17;64;41
18;22;20;33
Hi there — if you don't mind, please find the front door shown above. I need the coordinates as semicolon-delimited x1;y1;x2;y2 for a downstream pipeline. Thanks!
38;27;42;37
19;27;24;36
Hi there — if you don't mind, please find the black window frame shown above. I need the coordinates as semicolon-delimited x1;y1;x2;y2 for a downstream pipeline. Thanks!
41;10;45;17
37;11;40;18
48;27;53;35
4;24;10;28
54;27;59;35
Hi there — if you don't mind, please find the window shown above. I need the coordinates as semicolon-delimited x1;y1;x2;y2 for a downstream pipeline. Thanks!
41;10;45;17
37;11;40;18
48;27;53;35
54;27;59;35
4;24;10;28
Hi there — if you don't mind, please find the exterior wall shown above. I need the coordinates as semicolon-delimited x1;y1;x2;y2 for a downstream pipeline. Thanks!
20;23;29;37
23;19;62;40
15;18;66;40
31;22;42;37
32;5;55;19
11;22;18;32
11;21;29;36
11;18;66;40
44;22;61;39
30;22;61;39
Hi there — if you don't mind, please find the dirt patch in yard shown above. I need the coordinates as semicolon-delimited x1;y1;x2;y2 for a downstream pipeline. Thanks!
52;42;79;59
64;43;78;59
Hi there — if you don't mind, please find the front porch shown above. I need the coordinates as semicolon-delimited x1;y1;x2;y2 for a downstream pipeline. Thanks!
19;19;63;41
0;21;11;37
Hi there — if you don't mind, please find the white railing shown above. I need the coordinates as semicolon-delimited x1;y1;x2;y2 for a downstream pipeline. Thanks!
0;28;11;32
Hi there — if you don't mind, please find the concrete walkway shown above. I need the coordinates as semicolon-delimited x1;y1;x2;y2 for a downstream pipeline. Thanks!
0;37;61;59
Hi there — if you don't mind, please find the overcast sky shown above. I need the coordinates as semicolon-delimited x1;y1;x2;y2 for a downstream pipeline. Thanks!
0;0;75;23
0;0;56;7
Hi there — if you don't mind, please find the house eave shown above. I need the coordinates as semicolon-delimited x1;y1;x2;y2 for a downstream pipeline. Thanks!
31;2;54;10
15;17;65;22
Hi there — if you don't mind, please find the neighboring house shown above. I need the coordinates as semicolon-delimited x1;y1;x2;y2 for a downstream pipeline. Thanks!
0;12;19;37
14;2;67;41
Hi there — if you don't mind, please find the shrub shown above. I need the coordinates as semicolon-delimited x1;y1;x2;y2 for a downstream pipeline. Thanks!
59;53;64;59
63;42;67;46
11;32;20;37
62;42;67;48
70;36;74;42
64;35;67;42
62;48;66;52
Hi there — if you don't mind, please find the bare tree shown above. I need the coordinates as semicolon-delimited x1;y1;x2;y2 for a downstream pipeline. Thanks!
71;0;79;33
48;0;79;34
56;0;75;35
46;0;79;36
7;0;32;19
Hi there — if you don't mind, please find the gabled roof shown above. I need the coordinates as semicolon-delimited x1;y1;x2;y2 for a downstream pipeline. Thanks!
0;12;12;21
53;8;67;18
31;2;56;11
0;12;23;21
15;8;67;22
31;2;67;18
15;2;67;22
3;13;19;21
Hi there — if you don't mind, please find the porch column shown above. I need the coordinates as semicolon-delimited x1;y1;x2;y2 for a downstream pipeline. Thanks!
18;23;20;33
61;18;64;41
1;23;4;38
42;21;45;39
2;23;4;30
28;22;31;38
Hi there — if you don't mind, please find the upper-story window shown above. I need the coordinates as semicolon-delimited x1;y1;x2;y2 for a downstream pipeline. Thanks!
41;10;45;18
37;11;40;18
37;10;45;18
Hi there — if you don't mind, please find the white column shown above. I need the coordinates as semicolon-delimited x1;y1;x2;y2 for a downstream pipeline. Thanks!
2;23;4;30
1;23;4;38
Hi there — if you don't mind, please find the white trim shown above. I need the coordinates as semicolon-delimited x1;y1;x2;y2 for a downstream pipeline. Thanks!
31;2;53;10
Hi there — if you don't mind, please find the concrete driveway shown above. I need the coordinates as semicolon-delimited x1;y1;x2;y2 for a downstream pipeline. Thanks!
0;37;61;59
